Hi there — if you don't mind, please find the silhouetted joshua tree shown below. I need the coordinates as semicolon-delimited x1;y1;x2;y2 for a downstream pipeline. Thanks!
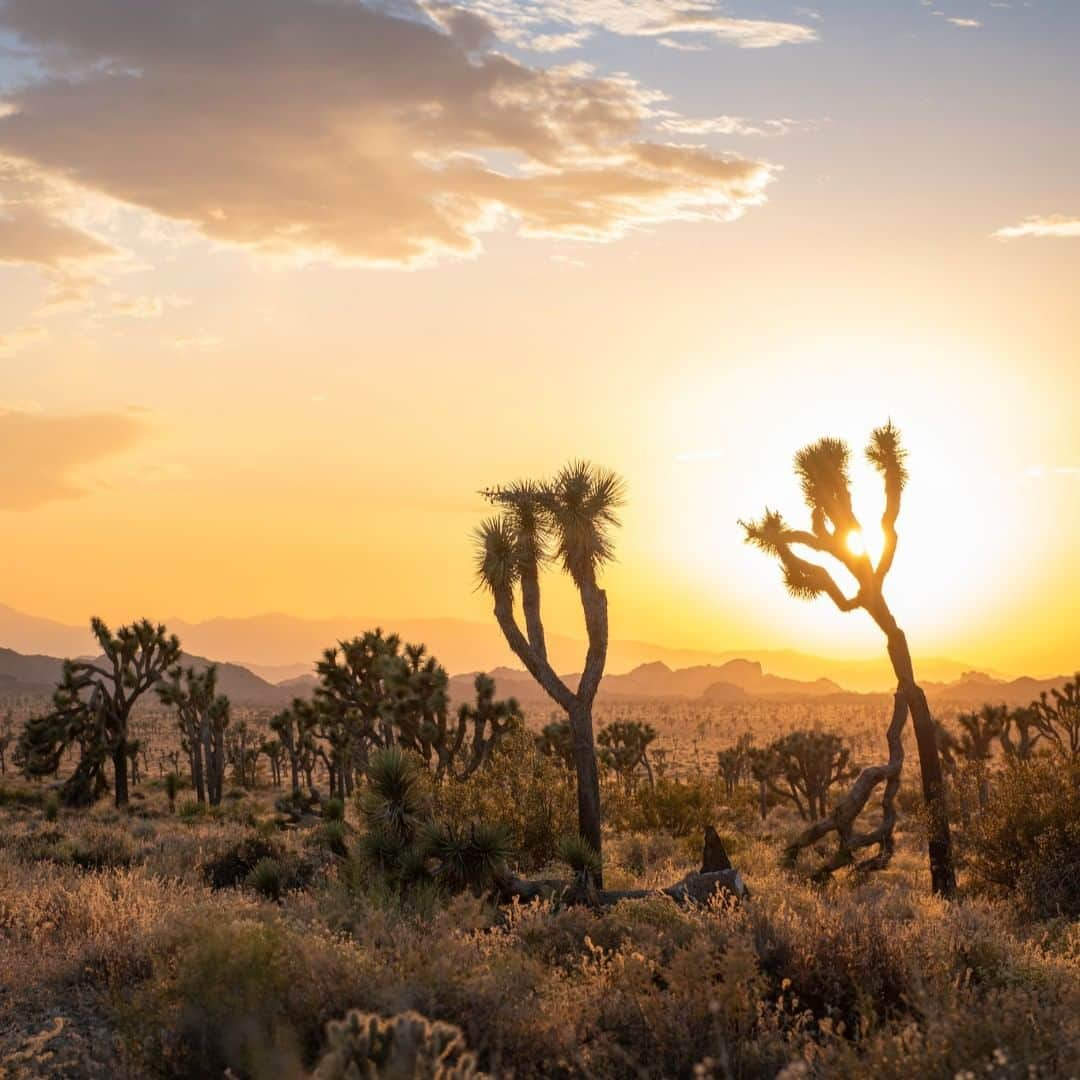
768;730;855;821
1030;674;1080;763
938;704;1008;809
157;664;231;806
20;618;181;807
741;423;957;896
598;719;657;789
475;462;624;882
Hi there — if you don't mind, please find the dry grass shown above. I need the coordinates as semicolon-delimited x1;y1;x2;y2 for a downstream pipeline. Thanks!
1;720;1078;1079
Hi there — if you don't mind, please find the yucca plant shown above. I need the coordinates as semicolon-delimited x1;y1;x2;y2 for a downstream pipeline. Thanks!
420;821;512;895
247;857;284;901
557;834;602;879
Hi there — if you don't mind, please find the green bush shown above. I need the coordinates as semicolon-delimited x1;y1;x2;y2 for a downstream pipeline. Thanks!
247;857;284;902
432;728;575;871
44;792;60;822
323;797;345;822
966;757;1080;918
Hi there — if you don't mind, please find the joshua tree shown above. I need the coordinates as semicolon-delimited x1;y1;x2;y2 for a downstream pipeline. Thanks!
270;703;319;796
938;704;1009;809
1030;675;1080;763
746;745;778;821
767;730;855;821
157;664;231;806
454;673;523;780
598;719;657;789
1000;705;1042;761
475;462;624;880
741;423;957;896
717;734;754;796
535;719;575;769
20;619;181;807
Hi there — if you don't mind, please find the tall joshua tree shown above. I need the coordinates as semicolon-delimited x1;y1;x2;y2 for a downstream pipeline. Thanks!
741;423;957;897
21;618;181;807
475;462;624;882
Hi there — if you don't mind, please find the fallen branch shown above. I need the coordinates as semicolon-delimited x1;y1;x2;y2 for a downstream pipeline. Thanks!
493;826;747;907
783;689;907;879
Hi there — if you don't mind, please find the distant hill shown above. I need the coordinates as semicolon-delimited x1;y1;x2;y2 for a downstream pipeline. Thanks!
0;646;296;708
0;603;991;693
0;640;1071;714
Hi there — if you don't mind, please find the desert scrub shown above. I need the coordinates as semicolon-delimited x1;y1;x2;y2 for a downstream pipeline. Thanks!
431;727;576;872
115;910;373;1078
965;757;1080;918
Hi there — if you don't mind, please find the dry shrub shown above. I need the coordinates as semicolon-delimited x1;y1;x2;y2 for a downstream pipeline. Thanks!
432;728;576;872
965;757;1080;919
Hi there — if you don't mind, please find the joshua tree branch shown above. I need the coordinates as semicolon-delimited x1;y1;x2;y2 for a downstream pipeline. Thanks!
784;690;907;877
492;589;575;713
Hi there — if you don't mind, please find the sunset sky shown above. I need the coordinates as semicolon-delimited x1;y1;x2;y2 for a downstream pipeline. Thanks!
0;0;1077;677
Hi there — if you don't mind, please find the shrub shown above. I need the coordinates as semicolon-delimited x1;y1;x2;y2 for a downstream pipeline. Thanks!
177;798;205;822
247;857;284;902
432;727;575;871
323;797;345;822
202;834;280;890
606;774;723;838
320;820;349;858
44;792;60;822
966;757;1080;918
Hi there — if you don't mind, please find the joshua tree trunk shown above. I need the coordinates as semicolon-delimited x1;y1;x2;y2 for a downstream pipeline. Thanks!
569;702;603;860
113;738;129;807
884;623;956;898
191;737;206;804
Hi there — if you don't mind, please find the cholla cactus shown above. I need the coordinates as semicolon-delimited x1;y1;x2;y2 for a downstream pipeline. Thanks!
740;423;957;897
313;1009;483;1079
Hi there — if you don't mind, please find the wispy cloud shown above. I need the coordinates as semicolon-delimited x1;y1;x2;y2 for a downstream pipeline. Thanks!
994;215;1080;240
0;407;150;510
443;0;819;50
0;0;777;270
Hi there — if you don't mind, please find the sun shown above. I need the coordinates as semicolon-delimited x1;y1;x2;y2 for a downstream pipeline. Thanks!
846;529;866;557
845;527;885;563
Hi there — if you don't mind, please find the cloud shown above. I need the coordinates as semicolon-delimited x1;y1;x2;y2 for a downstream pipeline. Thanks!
0;0;776;270
0;157;116;299
454;1;819;49
994;215;1080;240
0;408;150;510
945;17;982;27
657;115;800;137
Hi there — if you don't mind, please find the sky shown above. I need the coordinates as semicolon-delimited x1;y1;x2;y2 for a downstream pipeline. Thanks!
0;0;1077;677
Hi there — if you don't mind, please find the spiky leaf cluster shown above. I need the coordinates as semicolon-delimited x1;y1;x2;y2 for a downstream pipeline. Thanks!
475;460;625;594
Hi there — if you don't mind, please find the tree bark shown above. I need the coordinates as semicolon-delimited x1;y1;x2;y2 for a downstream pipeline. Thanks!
113;739;129;807
569;701;604;885
886;627;957;898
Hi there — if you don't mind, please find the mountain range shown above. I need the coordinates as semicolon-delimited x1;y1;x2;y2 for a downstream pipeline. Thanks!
0;603;1007;693
0;640;1069;713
